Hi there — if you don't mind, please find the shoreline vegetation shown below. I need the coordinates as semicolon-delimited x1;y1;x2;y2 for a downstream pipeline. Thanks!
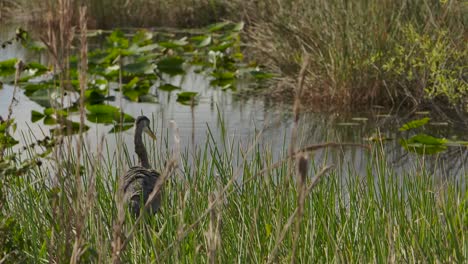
1;118;466;263
1;0;467;111
0;0;467;263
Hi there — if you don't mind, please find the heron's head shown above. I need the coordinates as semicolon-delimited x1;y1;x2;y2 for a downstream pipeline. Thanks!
135;116;157;140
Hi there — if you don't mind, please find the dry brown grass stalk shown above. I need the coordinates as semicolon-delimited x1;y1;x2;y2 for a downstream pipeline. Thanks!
206;193;221;264
290;153;308;263
40;0;74;92
39;1;77;261
70;5;88;264
206;180;223;264
288;54;310;159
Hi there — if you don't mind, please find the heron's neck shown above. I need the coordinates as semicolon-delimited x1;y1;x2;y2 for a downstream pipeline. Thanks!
135;127;150;168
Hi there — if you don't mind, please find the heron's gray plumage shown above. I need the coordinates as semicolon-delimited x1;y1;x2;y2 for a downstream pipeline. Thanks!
121;116;161;216
122;167;160;216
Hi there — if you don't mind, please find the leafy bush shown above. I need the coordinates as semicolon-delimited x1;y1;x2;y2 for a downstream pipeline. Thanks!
380;25;467;106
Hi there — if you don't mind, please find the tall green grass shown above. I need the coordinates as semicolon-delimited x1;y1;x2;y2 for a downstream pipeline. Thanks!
234;0;467;108
1;124;466;263
0;1;467;261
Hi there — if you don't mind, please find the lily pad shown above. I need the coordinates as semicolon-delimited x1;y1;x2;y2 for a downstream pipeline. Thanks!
399;117;430;131
134;43;160;53
158;37;189;49
86;104;134;124
0;58;17;78
122;61;155;75
31;110;45;122
400;134;448;155
121;77;152;102
27;88;58;108
176;91;198;105
138;94;159;103
157;56;185;76
158;83;181;92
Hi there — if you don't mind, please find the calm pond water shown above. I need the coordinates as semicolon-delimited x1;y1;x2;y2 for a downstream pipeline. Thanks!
1;24;467;181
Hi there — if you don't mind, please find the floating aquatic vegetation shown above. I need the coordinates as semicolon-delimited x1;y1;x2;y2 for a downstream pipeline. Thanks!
398;117;466;155
0;22;272;137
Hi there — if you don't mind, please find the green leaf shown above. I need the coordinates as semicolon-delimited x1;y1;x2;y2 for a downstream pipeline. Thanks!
85;90;107;104
86;104;119;114
121;113;135;123
86;113;114;124
18;62;49;82
233;22;245;31
158;37;189;49
131;30;153;45
400;133;448;155
212;71;235;80
44;116;57;125
86;104;134;124
0;119;14;132
123;77;140;90
138;94;158;103
211;41;234;52
106;30;129;49
158;83;181;92
27;88;55;108
134;43;160;53
250;70;275;79
0;58;18;77
399;117;430;131
123;90;140;102
0;118;19;148
89;50;113;65
43;108;68;117
122;61;155;75
25;62;48;72
409;134;447;145
23;82;53;96
208;22;230;32
31;110;45;122
121;77;152;101
210;70;236;87
197;35;212;48
0;133;18;148
176;91;198;105
157;56;185;76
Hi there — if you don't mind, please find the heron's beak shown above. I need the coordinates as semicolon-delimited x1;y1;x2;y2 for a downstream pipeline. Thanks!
144;126;157;140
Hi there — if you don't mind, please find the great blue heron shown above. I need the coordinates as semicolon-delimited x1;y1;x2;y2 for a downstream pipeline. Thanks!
122;116;161;217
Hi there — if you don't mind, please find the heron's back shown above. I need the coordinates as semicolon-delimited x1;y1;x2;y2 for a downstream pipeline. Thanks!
122;166;161;216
